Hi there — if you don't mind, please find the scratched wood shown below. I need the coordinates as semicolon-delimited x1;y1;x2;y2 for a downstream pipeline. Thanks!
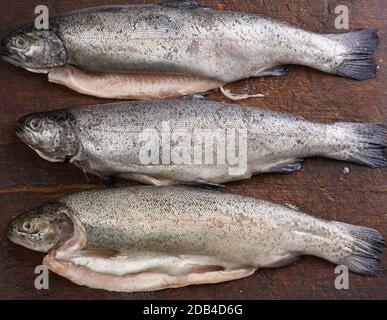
0;0;386;300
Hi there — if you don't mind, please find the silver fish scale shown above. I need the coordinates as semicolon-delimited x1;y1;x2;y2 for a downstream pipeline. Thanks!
59;186;341;266
49;5;344;82
70;99;328;183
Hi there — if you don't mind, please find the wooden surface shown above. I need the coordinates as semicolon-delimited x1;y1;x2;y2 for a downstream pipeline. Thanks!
0;0;386;300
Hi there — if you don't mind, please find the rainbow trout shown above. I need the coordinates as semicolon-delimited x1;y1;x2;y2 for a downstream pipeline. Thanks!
0;2;379;100
8;186;384;292
16;99;387;185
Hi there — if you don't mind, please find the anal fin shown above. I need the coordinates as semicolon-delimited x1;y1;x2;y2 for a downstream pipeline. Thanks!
255;65;289;77
269;159;304;173
193;179;225;188
261;254;300;268
101;176;114;187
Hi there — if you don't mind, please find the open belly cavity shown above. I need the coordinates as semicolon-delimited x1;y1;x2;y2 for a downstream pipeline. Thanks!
42;213;256;292
48;66;223;100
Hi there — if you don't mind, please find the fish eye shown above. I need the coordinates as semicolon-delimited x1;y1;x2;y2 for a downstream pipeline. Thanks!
13;37;28;49
29;118;41;131
22;221;34;233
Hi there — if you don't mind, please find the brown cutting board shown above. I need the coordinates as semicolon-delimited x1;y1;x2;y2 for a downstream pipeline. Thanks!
0;0;386;299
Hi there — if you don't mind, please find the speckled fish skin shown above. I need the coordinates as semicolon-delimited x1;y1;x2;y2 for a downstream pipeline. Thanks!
54;186;384;269
1;3;379;81
49;4;380;81
16;99;387;185
7;186;384;292
49;4;308;81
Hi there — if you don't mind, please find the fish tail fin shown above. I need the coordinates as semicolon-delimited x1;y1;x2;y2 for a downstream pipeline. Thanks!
331;222;384;276
325;123;387;168
330;28;379;80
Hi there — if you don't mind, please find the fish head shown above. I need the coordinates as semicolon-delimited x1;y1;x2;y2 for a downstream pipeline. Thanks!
0;28;68;73
8;202;74;253
16;110;78;162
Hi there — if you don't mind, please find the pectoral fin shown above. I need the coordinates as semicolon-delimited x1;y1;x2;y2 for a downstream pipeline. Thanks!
220;86;264;101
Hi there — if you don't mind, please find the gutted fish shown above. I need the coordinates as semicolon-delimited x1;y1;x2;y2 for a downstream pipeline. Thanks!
16;99;387;185
48;66;222;100
8;186;384;292
1;3;379;100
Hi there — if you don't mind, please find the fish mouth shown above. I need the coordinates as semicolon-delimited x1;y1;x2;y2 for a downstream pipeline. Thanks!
15;124;40;152
6;224;16;242
16;124;69;163
0;47;50;73
7;230;21;245
0;42;10;55
16;126;69;163
0;54;50;73
0;46;8;56
15;122;28;142
0;50;24;68
0;45;16;61
15;122;24;134
7;222;26;248
0;51;12;61
0;41;24;63
7;228;42;252
7;232;20;246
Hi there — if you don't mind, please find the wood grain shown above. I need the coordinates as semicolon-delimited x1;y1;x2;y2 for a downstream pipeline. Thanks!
0;0;386;300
